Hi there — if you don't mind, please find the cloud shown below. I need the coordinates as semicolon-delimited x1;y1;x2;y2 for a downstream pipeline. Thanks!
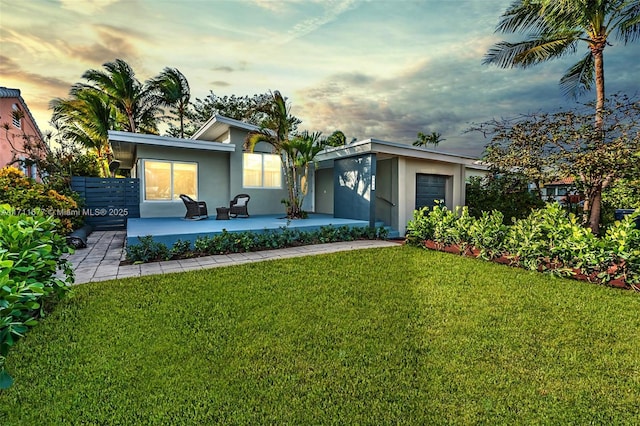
276;0;363;45
211;81;231;87
0;56;71;94
59;0;121;15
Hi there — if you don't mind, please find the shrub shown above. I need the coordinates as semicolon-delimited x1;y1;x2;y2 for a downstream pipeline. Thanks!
125;236;170;263
0;204;74;388
466;172;544;223
126;225;387;263
0;167;80;234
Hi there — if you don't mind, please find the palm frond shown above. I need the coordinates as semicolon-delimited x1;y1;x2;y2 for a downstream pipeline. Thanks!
559;52;595;98
483;33;579;68
495;1;548;34
614;1;640;43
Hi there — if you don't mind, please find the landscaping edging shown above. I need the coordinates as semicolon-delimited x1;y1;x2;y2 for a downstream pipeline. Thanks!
421;240;636;290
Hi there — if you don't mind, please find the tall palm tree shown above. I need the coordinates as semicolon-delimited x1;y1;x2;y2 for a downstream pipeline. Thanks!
149;67;190;138
50;85;118;176
245;91;307;218
484;0;640;129
82;58;159;133
484;0;640;234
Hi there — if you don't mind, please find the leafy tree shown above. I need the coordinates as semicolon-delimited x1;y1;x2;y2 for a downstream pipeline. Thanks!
325;130;347;147
149;67;190;138
472;96;640;234
466;171;545;223
245;91;317;219
172;92;276;137
484;0;640;129
81;58;160;134
413;131;445;148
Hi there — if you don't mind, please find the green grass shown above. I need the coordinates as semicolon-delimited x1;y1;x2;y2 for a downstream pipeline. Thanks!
1;246;639;425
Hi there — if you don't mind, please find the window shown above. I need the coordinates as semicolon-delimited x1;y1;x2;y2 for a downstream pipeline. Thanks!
243;153;281;188
143;160;197;201
12;104;21;129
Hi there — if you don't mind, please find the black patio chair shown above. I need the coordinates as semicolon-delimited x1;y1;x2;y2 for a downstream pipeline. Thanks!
230;194;250;218
180;194;208;220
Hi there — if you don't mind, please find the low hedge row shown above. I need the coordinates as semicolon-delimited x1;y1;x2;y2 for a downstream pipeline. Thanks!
406;203;640;288
126;225;389;263
0;204;74;388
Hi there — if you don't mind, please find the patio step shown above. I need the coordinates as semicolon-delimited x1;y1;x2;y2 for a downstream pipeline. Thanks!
375;221;401;240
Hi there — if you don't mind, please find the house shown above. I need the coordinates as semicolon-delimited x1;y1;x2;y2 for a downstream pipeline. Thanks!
0;87;46;178
108;114;487;235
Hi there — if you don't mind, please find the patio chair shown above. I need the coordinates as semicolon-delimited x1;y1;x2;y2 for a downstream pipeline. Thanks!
180;194;208;220
230;194;250;218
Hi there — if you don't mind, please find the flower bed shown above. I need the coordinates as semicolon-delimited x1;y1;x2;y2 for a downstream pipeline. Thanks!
406;203;640;290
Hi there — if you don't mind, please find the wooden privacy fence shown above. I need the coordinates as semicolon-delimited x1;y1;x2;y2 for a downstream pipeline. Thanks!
71;177;140;230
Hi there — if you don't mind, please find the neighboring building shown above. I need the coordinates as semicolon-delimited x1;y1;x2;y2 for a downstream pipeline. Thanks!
538;177;580;204
108;115;488;235
0;87;46;178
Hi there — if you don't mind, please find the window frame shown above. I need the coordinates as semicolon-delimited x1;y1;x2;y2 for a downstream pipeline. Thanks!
142;159;198;202
242;152;282;189
12;104;21;129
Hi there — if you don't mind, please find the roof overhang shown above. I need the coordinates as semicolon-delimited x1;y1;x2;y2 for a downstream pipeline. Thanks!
191;114;263;141
316;138;488;169
108;130;235;169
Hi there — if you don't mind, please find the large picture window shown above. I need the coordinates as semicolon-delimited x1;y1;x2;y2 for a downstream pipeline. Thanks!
243;153;281;188
143;160;197;201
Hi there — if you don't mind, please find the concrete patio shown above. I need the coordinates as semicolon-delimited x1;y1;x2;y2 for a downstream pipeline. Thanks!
126;213;375;247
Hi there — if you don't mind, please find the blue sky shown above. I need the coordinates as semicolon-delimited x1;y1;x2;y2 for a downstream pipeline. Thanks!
1;0;639;156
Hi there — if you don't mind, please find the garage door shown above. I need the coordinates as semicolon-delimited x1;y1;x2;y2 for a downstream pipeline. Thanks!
416;174;446;209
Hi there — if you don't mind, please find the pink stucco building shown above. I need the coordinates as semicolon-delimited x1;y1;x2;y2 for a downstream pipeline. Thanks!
0;87;46;178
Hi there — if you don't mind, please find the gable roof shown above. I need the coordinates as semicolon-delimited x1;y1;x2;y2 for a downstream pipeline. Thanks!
191;114;262;141
0;87;44;141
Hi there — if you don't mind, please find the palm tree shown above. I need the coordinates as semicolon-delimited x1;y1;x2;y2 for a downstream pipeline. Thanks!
245;90;310;218
413;131;445;148
50;85;118;176
281;131;325;216
484;0;640;129
82;58;159;133
149;67;190;138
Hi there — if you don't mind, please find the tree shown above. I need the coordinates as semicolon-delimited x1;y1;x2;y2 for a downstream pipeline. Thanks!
281;131;325;216
149;67;190;138
484;0;640;129
50;85;117;176
82;58;159;134
172;92;275;138
325;130;347;147
244;90;314;219
413;131;445;148
472;96;640;234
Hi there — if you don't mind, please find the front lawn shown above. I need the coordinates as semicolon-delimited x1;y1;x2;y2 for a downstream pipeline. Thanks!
1;246;639;424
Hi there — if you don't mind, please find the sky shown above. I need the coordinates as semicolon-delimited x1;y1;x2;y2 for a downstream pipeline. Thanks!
1;0;639;157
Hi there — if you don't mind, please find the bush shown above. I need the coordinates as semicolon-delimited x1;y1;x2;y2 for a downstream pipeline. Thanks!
466;172;544;223
0;204;74;388
126;226;388;263
405;202;640;287
0;167;80;234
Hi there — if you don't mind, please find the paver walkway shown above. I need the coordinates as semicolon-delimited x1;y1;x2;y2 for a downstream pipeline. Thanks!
66;231;401;284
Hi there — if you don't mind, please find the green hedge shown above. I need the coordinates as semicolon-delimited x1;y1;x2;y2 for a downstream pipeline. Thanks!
0;204;74;388
406;203;640;286
126;225;389;263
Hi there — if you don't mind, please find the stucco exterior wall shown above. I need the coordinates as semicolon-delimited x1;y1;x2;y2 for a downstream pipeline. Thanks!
228;127;289;216
314;166;334;214
135;145;230;218
0;94;43;177
397;158;466;235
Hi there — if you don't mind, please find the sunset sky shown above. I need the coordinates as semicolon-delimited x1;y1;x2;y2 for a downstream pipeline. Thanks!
1;0;639;155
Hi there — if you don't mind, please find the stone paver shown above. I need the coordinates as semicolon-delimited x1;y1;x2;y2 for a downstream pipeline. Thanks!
65;230;401;284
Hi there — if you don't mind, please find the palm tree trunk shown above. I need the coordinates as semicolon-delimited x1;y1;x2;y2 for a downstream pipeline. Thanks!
587;41;606;234
592;43;606;132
